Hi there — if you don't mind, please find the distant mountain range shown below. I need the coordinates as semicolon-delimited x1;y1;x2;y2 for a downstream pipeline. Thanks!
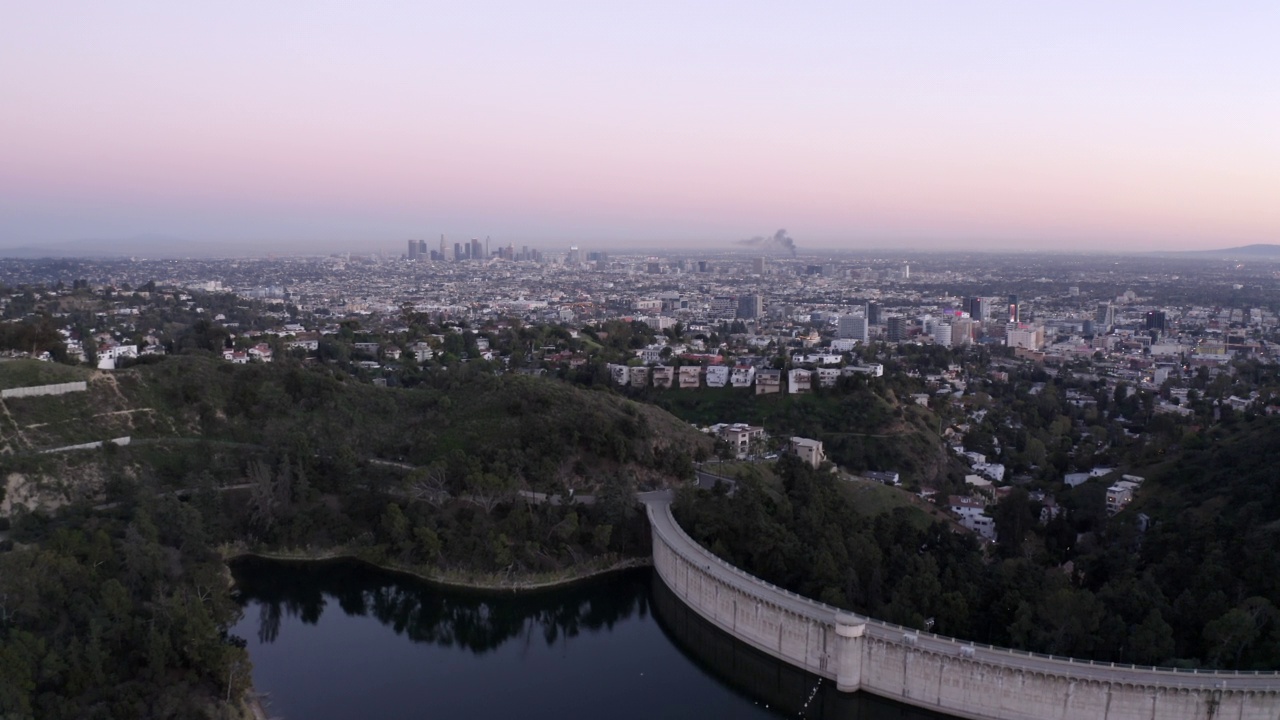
0;236;206;259
1156;244;1280;260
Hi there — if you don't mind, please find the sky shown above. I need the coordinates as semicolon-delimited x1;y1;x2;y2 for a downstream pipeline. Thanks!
2;1;1277;255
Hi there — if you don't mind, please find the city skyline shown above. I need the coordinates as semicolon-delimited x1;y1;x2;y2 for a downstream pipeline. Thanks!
2;2;1277;254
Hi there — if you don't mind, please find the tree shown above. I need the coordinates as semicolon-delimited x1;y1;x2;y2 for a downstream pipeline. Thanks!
466;472;516;514
992;488;1036;559
1129;609;1175;666
1204;608;1260;668
408;465;451;507
381;503;411;557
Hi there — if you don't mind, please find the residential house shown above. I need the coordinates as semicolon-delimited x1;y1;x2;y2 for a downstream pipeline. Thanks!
730;365;756;388
788;368;813;394
789;437;825;468
706;365;731;388
714;423;766;459
678;366;702;389
629;366;650;388
949;495;995;540
755;369;782;395
651;366;674;389
608;363;630;386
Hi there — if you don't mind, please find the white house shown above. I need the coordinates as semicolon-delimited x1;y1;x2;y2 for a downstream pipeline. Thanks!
949;495;995;540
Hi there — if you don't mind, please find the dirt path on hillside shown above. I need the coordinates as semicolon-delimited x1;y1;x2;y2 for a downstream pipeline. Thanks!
0;399;32;451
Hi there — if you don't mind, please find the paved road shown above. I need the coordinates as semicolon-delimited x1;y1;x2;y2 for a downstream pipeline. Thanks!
693;470;737;494
639;493;1280;692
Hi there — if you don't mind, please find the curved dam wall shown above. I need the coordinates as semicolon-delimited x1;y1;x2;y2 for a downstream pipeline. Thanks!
645;496;1280;720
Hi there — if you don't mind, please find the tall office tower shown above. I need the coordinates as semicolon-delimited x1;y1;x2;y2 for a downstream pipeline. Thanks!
933;323;952;348
697;260;709;273
838;314;868;341
753;257;765;274
887;316;907;342
485;237;490;259
964;297;985;321
1007;295;1019;323
903;263;910;280
1145;310;1166;331
568;246;581;264
407;239;419;261
737;294;763;320
867;302;881;325
418;239;427;259
1095;303;1114;330
951;318;974;346
470;239;483;261
454;242;464;261
439;235;445;259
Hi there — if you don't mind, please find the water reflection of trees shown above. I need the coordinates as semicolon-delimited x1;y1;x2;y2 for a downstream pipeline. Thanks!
234;558;649;653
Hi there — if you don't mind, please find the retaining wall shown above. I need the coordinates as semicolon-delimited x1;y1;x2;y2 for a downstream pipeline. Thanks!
645;498;1280;720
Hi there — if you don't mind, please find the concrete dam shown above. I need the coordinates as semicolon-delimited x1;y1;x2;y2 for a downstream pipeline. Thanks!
642;493;1280;720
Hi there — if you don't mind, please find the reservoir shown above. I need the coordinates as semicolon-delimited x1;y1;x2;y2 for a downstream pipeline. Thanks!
231;558;953;719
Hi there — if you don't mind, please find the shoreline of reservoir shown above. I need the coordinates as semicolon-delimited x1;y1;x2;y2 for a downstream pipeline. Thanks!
222;545;652;594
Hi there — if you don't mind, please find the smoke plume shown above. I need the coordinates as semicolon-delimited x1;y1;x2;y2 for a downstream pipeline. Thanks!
736;229;797;256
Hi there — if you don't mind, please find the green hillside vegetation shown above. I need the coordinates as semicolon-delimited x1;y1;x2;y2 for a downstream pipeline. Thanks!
651;381;960;487
0;358;91;390
0;501;250;719
0;355;711;717
678;419;1280;670
677;455;987;632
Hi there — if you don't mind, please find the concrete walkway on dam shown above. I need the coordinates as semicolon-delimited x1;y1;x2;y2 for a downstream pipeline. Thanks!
645;484;1280;712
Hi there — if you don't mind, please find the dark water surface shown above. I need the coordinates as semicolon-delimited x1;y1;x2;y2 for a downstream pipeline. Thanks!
230;559;952;720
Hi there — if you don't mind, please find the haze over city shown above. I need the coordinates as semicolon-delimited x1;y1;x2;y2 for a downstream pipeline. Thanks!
2;1;1277;255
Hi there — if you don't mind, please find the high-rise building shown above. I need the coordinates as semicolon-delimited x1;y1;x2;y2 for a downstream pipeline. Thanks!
887;316;907;342
1007;295;1020;323
867;302;881;325
951;318;974;346
407;239;419;261
439;235;445;259
838;314;868;341
965;297;985;321
737;294;763;320
1145;310;1166;331
752;257;765;274
454;242;464;261
933;323;952;348
1095;303;1114;330
470;239;483;261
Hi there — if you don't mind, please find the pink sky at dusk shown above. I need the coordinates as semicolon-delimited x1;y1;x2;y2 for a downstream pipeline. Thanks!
2;1;1277;254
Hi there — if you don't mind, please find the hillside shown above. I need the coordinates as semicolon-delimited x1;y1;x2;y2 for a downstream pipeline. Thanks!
1;356;711;513
651;384;960;487
678;415;1280;670
0;356;715;716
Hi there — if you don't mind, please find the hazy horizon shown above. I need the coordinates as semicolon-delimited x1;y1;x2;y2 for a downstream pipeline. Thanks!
3;2;1277;253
